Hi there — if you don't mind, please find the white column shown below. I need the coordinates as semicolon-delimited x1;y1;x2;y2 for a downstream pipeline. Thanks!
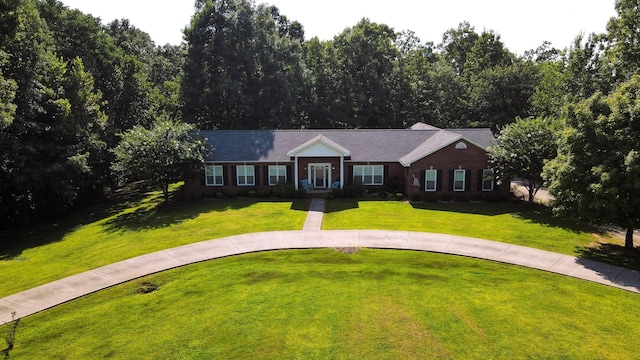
340;155;344;189
294;156;299;190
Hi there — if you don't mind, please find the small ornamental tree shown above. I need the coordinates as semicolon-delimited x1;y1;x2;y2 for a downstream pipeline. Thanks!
488;117;558;202
544;75;640;248
111;119;206;201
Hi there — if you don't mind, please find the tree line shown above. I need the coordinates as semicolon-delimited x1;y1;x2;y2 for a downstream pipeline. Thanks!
1;0;639;238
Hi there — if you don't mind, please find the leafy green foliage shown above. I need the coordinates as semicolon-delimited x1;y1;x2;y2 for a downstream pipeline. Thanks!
111;120;206;200
488;117;558;202
544;75;640;247
0;1;107;228
182;0;305;129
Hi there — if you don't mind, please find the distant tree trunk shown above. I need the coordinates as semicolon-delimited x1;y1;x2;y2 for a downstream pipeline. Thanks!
525;180;539;203
527;186;535;203
626;227;635;249
161;183;169;202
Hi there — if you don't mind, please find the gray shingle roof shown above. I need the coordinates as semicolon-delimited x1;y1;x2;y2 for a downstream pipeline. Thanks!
199;125;495;166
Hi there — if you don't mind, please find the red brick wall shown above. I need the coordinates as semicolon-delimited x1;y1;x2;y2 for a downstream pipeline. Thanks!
184;143;510;199
406;140;509;197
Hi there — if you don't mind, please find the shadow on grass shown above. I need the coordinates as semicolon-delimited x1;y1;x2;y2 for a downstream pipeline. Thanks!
411;201;602;236
0;182;162;261
410;201;512;216
576;242;640;272
324;199;359;213
290;199;311;211
102;198;262;233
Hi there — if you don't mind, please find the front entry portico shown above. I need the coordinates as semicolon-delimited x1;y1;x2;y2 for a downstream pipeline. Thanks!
287;135;351;191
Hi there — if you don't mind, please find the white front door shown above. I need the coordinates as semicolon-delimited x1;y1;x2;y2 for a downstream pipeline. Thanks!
309;163;331;189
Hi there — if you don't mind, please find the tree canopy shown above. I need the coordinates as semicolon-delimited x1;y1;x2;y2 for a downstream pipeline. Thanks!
111;120;206;201
544;75;640;248
489;117;558;202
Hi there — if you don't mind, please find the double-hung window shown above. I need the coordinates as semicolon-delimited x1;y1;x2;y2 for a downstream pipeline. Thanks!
205;165;224;186
236;165;255;186
482;169;495;191
268;165;287;185
453;169;466;191
353;165;384;185
425;169;437;192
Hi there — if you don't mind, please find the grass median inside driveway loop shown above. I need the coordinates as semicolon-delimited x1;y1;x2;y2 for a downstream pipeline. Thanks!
0;185;309;298
323;200;611;256
6;249;640;359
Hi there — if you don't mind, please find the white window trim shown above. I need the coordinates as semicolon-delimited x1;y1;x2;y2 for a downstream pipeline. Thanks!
353;165;384;186
205;165;224;186
453;169;466;192
482;169;495;192
268;165;287;186
425;169;437;192
236;165;255;186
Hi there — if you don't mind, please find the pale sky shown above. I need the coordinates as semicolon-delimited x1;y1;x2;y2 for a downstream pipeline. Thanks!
60;0;617;54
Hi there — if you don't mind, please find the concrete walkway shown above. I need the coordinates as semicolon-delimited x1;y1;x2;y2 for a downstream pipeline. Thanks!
2;229;640;324
303;198;325;231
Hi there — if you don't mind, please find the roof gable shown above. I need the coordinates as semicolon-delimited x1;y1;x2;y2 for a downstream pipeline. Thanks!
287;134;351;157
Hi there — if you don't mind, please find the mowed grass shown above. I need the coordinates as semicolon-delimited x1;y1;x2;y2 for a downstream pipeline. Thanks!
323;200;609;255
5;249;640;359
0;184;309;298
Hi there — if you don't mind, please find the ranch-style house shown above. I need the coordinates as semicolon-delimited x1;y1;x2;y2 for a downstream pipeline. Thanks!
184;122;510;199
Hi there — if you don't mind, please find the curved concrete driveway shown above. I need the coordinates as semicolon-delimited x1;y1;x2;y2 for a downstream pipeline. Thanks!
1;229;640;324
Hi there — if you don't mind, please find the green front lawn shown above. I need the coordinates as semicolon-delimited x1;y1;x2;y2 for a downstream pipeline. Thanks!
323;200;609;255
0;184;309;298
6;249;640;359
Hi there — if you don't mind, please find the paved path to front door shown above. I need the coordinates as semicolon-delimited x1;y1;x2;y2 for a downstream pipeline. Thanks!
303;198;324;231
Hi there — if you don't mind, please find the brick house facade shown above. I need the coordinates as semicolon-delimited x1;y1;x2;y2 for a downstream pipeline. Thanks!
184;123;510;199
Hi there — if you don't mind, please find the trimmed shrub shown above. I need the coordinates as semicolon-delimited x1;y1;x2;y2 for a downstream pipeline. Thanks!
424;192;439;202
344;181;364;198
483;192;511;203
384;176;405;193
273;182;295;198
258;189;272;198
377;190;389;199
295;188;307;199
453;193;470;202
394;193;404;201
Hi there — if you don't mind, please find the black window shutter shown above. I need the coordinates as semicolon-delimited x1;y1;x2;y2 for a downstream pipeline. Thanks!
477;170;483;191
449;170;454;191
465;169;471;191
348;165;353;184
286;165;292;184
200;169;205;186
383;165;389;183
222;166;227;186
263;165;269;186
232;166;237;186
421;170;426;191
437;170;443;191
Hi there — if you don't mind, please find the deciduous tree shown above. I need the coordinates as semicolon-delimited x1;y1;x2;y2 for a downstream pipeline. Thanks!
489;117;558;202
544;76;640;248
111;120;206;201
